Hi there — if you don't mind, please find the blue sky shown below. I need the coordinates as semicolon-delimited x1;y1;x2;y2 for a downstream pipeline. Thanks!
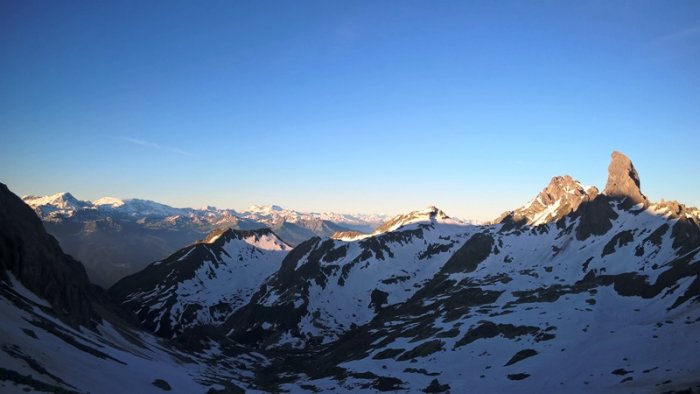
1;1;699;221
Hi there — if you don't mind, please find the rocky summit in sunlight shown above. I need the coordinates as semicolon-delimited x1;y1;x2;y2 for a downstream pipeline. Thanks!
496;175;598;227
2;151;700;393
603;150;648;208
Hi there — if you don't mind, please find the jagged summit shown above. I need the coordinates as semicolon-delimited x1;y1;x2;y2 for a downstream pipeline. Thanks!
603;150;648;208
497;175;598;227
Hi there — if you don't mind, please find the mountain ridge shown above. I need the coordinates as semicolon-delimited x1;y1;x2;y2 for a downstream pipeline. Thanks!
21;195;387;286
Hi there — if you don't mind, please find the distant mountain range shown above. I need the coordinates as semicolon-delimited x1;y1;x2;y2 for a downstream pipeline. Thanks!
21;195;389;286
2;151;699;393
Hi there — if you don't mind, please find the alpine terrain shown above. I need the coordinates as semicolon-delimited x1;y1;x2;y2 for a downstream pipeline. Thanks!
1;151;699;393
22;195;385;286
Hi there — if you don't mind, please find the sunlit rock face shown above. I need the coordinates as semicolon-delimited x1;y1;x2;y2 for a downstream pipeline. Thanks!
604;150;648;208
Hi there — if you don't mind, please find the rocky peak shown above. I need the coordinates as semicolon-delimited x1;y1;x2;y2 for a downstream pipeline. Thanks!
497;175;598;227
423;205;450;220
540;176;595;204
603;151;648;208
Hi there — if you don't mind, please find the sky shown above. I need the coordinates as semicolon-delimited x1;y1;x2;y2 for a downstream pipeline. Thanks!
1;1;699;221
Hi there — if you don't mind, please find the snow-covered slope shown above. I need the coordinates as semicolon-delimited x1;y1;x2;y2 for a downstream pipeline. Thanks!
282;214;700;393
0;277;260;393
110;228;291;339
225;211;472;348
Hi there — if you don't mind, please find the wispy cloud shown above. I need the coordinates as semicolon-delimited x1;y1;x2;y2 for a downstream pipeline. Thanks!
649;25;700;46
118;137;196;157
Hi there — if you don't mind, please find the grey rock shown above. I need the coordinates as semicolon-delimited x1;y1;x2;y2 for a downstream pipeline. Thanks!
603;151;648;207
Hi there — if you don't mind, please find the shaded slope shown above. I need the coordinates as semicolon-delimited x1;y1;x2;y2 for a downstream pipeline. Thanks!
111;228;291;338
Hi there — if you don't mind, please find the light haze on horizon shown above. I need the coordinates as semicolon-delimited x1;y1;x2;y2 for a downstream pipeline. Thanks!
1;1;699;221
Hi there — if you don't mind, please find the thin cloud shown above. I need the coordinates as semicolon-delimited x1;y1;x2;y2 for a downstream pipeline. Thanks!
649;25;700;46
118;137;196;157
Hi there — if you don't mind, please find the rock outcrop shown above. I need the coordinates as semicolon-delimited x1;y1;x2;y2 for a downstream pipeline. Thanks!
0;183;100;327
603;151;648;208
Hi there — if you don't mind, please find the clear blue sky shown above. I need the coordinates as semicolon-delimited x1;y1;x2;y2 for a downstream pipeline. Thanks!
1;1;699;221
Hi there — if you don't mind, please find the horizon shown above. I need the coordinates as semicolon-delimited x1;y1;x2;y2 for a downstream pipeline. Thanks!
2;2;699;221
10;148;697;222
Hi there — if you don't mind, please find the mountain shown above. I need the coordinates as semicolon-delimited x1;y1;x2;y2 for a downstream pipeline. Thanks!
4;151;700;393
234;152;700;392
22;195;255;286
22;196;383;286
239;204;386;243
111;151;700;392
224;206;471;349
242;204;387;234
22;192;92;218
0;183;264;393
111;228;290;339
495;175;599;227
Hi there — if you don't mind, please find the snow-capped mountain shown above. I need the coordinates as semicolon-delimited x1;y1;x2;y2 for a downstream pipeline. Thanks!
111;228;290;338
22;192;92;218
242;204;387;232
286;200;700;392
108;151;700;393
238;204;387;243
23;194;239;224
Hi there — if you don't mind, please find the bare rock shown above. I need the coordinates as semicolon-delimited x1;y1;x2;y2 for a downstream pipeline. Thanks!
497;175;598;227
0;182;101;328
603;151;648;208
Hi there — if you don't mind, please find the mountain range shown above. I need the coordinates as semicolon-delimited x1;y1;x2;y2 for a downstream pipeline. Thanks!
2;151;699;393
21;195;388;286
